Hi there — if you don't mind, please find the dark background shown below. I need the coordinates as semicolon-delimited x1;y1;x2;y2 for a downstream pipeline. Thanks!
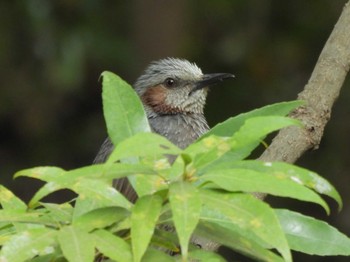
0;1;349;261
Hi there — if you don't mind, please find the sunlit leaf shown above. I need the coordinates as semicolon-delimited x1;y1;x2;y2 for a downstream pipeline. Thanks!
185;135;231;169
169;182;202;259
0;228;57;262
73;207;129;232
58;226;94;262
101;71;151;146
14;166;65;181
230;116;301;153
0;185;27;211
0;210;55;227
131;174;167;198
195;222;284;262
205;160;342;210
141;248;175;262
107;132;181;164
200;190;291;262
276;209;350;256
201;168;329;214
41;203;73;224
131;195;163;262
187;116;300;170
72;178;132;210
202;100;303;139
92;229;132;262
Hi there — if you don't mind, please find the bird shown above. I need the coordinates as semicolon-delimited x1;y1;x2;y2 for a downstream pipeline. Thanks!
94;57;234;252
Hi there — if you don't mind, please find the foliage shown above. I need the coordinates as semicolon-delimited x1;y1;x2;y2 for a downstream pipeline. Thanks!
0;72;349;262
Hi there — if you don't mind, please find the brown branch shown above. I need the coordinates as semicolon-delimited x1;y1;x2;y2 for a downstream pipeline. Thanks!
259;1;350;164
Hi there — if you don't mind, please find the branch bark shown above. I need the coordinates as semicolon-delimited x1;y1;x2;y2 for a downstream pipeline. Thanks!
259;1;350;164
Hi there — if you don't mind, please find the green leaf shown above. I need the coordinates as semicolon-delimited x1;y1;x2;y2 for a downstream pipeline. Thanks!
0;185;27;211
200;190;291;262
187;116;300;170
14;166;65;181
27;253;65;262
206;160;342;210
92;229;132;262
41;202;73;225
58;226;95;262
169;182;202;259
131;174;168;198
195;222;284;262
231;115;301;149
276;209;350;256
0;210;56;227
201;168;330;214
184;135;232;169
26;164;153;207
0;228;57;262
73;207;129;232
141;248;175;262
268;162;341;209
28;182;62;207
102;163;156;180
131;195;163;262
73;196;107;219
14;166;66;207
101;71;151;146
202;100;303;139
106;132;181;164
151;228;180;253
72;178;132;210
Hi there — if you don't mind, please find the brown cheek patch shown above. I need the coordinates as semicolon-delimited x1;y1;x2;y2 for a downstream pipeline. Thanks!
141;85;181;114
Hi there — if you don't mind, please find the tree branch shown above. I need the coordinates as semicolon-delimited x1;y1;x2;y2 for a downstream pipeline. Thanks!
259;1;350;164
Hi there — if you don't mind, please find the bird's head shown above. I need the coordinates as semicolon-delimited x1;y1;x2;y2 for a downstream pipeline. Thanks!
134;58;234;116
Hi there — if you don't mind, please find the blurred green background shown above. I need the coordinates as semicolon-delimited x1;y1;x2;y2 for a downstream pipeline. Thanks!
1;1;349;261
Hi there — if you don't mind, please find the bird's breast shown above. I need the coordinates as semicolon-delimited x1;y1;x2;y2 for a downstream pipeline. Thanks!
148;113;209;149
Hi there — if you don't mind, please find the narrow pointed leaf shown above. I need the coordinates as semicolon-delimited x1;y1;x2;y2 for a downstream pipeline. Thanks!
101;71;151;146
28;182;62;208
141;249;175;262
201;169;329;214
14;166;65;181
276;209;350;256
73;207;129;232
107;132;181;164
169;182;202;259
231;116;301;147
92;229;132;262
58;226;94;262
0;228;57;262
41;203;73;224
0;185;27;211
207;160;342;210
185;136;232;169
200;190;291;262
196;221;284;262
131;195;163;262
72;178;132;209
132;174;168;198
187;116;300;170
202;100;303;139
0;210;55;227
26;164;154;207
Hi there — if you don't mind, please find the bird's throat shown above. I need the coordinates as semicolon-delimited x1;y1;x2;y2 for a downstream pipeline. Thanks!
148;113;209;149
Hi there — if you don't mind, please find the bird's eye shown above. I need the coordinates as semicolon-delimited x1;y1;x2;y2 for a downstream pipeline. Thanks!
164;78;175;87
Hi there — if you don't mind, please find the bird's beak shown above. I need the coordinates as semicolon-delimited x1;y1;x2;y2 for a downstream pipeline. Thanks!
192;73;235;92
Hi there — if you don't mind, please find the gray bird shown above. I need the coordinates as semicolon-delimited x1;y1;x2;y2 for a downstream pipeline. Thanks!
94;57;234;252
